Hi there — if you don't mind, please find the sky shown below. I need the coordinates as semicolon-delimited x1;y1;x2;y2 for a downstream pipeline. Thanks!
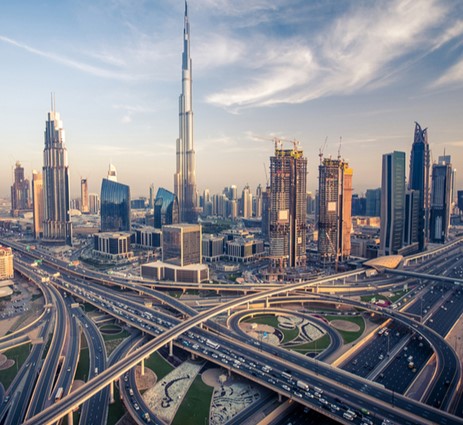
1;0;463;200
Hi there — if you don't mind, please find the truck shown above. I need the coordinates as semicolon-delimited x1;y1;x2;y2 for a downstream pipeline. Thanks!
55;387;64;401
296;380;309;391
41;277;50;283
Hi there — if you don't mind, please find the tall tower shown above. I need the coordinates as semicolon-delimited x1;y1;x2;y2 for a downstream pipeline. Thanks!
174;1;198;224
430;159;452;243
380;151;406;255
42;98;72;245
81;178;89;213
10;161;31;216
409;122;430;251
317;157;353;265
32;170;44;239
269;142;307;270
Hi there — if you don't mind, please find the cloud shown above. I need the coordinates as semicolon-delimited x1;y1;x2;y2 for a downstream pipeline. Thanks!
431;58;463;88
206;0;455;110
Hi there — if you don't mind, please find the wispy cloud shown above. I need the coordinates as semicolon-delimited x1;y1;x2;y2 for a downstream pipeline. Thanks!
431;58;463;88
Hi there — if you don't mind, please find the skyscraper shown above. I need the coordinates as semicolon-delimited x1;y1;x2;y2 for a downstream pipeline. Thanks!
317;157;353;264
42;100;72;245
409;122;430;251
255;184;263;218
100;176;131;232
174;1;198;224
154;187;179;229
380;151;405;255
241;184;252;218
269;141;307;270
32;171;44;239
430;161;452;243
81;178;89;213
10;161;31;217
365;188;381;217
88;193;100;215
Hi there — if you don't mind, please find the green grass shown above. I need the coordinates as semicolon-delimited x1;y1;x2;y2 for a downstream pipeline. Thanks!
108;386;126;425
326;315;365;344
289;334;331;353
143;352;174;381
99;324;122;332
388;290;408;303
172;375;213;425
74;347;90;381
102;329;130;342
360;294;389;302
0;343;31;390
243;315;300;343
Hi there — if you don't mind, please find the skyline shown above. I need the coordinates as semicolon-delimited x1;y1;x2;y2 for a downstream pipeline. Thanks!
1;0;463;199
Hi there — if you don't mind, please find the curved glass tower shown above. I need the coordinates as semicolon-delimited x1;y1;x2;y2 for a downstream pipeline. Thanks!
42;102;72;245
100;179;131;232
154;187;179;229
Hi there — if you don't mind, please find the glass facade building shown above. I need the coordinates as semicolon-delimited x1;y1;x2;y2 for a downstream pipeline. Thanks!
100;178;131;232
154;188;179;229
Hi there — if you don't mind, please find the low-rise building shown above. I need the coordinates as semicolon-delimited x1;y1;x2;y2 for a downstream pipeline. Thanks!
93;232;133;260
135;226;162;248
202;234;224;262
0;247;14;280
141;261;209;283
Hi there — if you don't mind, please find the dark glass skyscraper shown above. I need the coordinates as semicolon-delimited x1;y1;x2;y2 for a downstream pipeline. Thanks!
42;103;72;245
430;162;452;243
100;179;131;232
409;122;430;251
174;1;198;223
154;188;179;229
380;151;405;255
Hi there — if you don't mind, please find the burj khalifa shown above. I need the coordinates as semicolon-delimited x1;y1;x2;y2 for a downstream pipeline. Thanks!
174;1;198;223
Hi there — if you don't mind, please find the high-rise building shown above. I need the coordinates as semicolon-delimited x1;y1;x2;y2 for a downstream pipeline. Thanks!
458;190;463;217
261;187;271;240
380;151;406;255
81;178;89;213
32;171;44;239
100;167;131;232
241;184;252;218
88;193;100;214
430;161;452;243
317;157;353;264
438;154;456;209
42;101;72;245
0;247;14;280
255;184;263;218
351;194;366;216
154;188;179;229
403;189;419;247
10;161;31;217
149;183;155;209
162;223;202;266
365;188;381;217
174;2;198;224
269;142;307;269
409;122;430;251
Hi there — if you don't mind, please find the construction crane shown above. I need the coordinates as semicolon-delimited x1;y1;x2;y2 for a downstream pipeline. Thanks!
263;163;269;187
253;135;300;152
319;137;328;164
337;136;343;160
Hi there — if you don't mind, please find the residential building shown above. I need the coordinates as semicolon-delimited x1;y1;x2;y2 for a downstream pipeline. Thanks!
32;170;44;239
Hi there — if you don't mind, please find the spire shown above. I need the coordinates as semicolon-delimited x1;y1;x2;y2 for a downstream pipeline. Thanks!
182;0;190;70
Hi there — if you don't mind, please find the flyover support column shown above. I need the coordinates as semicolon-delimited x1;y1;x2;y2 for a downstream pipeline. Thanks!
265;297;269;308
67;411;73;425
141;358;145;376
278;393;282;402
169;340;173;357
109;381;115;404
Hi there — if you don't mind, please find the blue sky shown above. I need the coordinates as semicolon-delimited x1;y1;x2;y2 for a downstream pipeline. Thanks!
1;0;462;199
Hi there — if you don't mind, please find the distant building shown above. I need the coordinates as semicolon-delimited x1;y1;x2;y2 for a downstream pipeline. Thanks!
226;237;264;263
380;151;405;255
154;188;179;229
148;183;155;209
458;191;463;216
241;184;252;218
93;232;133;260
365;189;381;217
351;194;366;216
318;157;353;264
135;226;162;248
131;198;146;209
0;246;14;280
32;171;44;239
409;122;430;250
10;161;31;217
255;184;263;218
162;223;202;267
100;170;131;232
81;178;89;213
269;143;307;270
430;161;452;243
42;101;72;245
202;234;224;262
261;187;270;241
403;189;419;247
88;193;100;215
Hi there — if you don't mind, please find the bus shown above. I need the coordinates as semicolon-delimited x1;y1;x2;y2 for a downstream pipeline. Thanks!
55;387;64;401
282;372;292;380
206;339;220;349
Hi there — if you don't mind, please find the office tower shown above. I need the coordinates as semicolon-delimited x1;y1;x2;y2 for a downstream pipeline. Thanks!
88;193;100;214
81;178;89;213
0;247;14;280
366;188;381;217
32;171;44;239
269;142;307;269
174;2;198;224
255;184;263;218
162;223;202;266
100;166;131;232
351;194;366;216
430;161;452;243
42;101;72;245
241;184;252;218
380;151;406;255
10;161;31;217
154;188;179;229
318;157;353;264
404;189;419;246
149;183;155;209
438;154;456;209
409;122;430;251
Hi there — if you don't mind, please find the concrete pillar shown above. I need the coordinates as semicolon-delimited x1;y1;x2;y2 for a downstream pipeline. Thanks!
169;340;173;357
227;309;230;316
228;368;231;377
67;411;73;425
246;302;250;309
265;298;269;308
109;381;115;404
278;393;282;402
141;358;145;376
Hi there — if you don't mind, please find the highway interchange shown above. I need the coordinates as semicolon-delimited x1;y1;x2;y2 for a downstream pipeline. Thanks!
1;236;463;425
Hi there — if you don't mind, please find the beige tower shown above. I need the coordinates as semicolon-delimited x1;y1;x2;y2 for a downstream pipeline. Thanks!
32;170;44;239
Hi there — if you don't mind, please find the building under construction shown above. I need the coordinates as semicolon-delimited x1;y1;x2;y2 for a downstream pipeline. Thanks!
318;157;353;265
269;141;307;273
